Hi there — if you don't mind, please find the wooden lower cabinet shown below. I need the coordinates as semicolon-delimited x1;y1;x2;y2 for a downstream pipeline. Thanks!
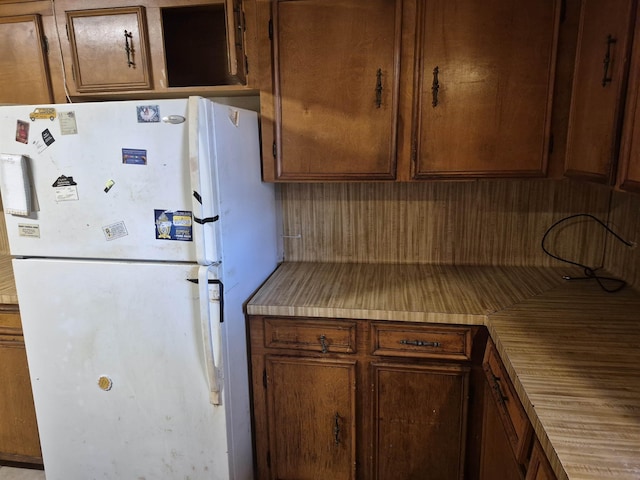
526;440;557;480
264;356;357;480
0;309;42;465
371;362;469;479
478;383;525;480
248;315;480;480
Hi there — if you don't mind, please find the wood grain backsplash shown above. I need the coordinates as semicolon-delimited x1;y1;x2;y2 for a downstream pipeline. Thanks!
280;179;612;268
606;190;640;290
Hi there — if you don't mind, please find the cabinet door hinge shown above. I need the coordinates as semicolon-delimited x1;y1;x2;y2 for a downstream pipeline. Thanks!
43;35;49;55
245;55;249;75
548;133;554;155
65;23;69;40
272;141;277;158
262;368;267;388
268;18;273;40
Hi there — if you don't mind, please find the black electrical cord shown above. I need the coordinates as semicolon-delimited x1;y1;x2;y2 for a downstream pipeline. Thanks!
541;213;635;293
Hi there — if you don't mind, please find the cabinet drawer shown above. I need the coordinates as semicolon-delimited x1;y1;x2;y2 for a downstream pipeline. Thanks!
483;339;532;465
371;323;473;360
263;318;357;354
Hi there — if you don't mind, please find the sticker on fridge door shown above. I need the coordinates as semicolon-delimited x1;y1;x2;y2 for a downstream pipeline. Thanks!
58;111;78;135
102;221;128;241
52;175;79;201
18;223;40;238
137;105;160;123
154;210;193;241
122;148;147;165
32;129;55;153
15;120;29;144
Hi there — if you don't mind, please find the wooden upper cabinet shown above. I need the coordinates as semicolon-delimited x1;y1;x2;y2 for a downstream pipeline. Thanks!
411;0;560;179
264;0;402;181
0;14;53;104
66;7;152;92
564;0;637;184
56;0;252;98
617;3;640;193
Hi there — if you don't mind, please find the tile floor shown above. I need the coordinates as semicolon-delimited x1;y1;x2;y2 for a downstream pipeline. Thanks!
0;467;45;480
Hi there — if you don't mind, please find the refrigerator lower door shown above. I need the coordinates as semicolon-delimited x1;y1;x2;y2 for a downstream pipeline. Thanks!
14;258;235;480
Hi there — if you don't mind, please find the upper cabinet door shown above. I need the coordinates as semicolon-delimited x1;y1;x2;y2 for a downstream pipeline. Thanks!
564;0;637;184
617;4;640;193
0;14;53;104
266;0;402;181
66;6;152;92
412;0;560;179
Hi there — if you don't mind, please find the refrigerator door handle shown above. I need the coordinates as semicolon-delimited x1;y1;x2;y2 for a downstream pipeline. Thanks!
195;265;223;405
192;191;220;225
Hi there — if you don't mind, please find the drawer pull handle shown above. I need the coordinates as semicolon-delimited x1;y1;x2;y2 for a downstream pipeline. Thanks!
602;34;616;87
334;412;341;445
319;334;328;353
400;339;441;348
491;374;509;404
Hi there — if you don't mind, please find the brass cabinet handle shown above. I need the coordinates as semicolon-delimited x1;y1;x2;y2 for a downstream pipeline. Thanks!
602;34;616;86
399;339;441;347
375;68;383;108
432;66;440;107
124;29;135;68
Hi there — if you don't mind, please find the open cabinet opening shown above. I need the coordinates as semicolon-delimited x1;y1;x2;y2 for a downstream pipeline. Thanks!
162;4;237;87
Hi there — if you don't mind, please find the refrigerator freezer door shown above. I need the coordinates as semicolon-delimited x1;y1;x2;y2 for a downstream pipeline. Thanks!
0;98;217;262
14;258;233;480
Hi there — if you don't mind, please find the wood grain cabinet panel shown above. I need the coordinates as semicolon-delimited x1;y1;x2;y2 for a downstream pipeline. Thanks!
617;3;640;193
249;316;479;479
262;0;401;181
265;355;357;480
0;14;53;104
0;310;42;465
478;385;524;480
371;322;472;360
482;339;532;466
525;439;558;480
411;0;560;179
66;7;152;92
564;0;637;184
258;0;560;181
371;362;469;480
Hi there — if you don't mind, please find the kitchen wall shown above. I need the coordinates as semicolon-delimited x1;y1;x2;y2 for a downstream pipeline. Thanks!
279;178;612;270
606;190;640;290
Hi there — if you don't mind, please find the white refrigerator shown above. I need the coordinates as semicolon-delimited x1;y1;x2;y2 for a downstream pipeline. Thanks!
0;97;279;479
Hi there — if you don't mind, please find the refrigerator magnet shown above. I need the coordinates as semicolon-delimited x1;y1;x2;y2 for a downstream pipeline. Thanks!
32;128;55;153
52;175;79;202
154;210;193;242
122;148;147;165
15;120;29;144
58;111;78;135
102;221;128;241
137;105;160;123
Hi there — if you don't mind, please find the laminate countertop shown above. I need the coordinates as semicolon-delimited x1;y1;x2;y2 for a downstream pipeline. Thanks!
246;262;640;480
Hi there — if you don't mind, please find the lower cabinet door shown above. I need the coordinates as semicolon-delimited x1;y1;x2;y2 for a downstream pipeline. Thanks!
371;362;470;480
265;356;357;480
0;333;42;463
478;385;525;480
